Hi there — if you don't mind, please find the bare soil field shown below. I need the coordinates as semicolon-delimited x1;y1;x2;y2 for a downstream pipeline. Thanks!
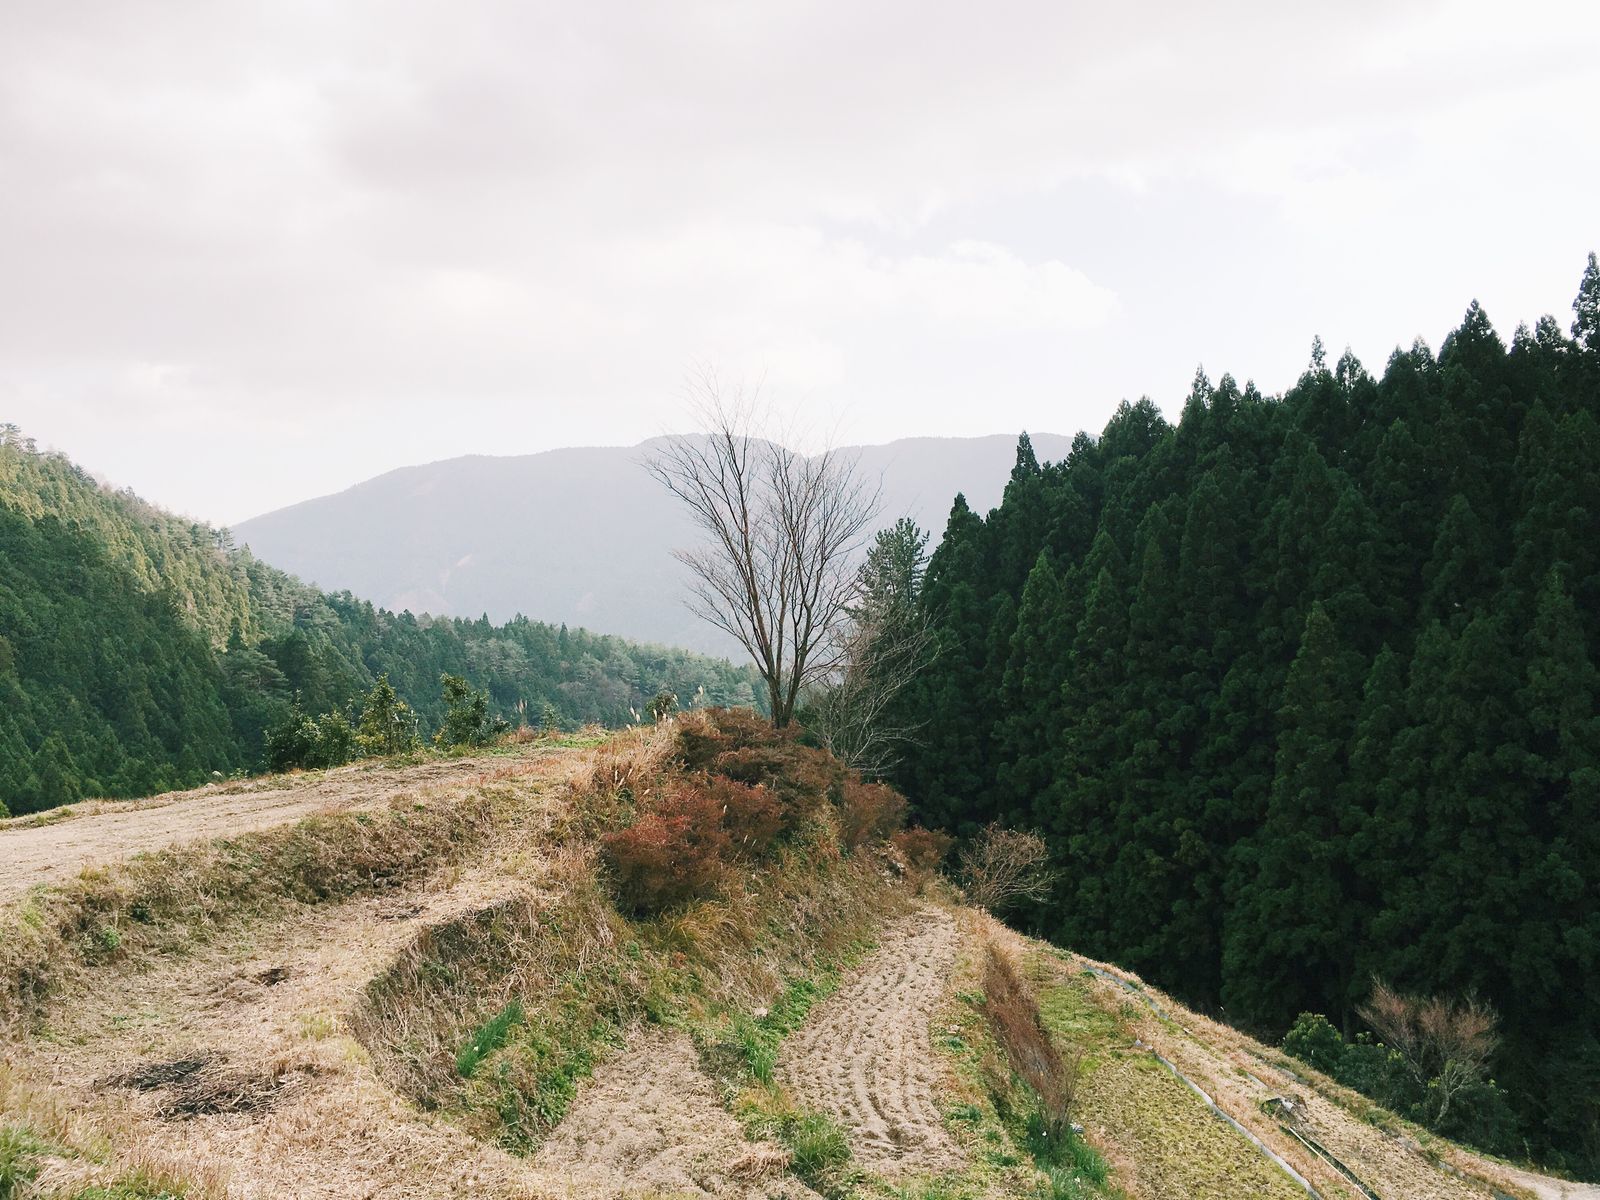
537;1029;816;1199
776;905;964;1176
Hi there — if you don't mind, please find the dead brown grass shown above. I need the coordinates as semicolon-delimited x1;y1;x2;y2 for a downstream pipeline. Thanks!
349;717;912;1156
982;939;1078;1143
0;777;517;1036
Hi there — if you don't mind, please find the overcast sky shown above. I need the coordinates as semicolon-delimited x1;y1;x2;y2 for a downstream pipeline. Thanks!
2;1;1596;526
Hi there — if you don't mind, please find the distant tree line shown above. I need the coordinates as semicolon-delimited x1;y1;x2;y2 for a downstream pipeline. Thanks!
891;257;1600;1172
0;426;762;815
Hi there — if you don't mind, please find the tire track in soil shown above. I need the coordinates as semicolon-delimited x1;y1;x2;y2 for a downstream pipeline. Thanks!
776;905;963;1176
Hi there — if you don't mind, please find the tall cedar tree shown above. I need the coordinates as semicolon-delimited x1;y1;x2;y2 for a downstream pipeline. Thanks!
893;259;1600;1174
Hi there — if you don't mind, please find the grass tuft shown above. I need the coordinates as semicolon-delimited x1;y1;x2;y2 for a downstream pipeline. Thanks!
457;1000;524;1078
0;1125;41;1200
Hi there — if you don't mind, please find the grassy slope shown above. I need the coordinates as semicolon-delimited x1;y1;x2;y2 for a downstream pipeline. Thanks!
0;724;1563;1200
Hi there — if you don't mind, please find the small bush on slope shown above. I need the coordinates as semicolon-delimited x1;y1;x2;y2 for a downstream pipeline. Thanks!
599;707;912;913
674;706;787;770
702;774;786;858
435;673;510;750
1282;985;1518;1154
352;719;914;1155
838;778;908;849
602;784;733;912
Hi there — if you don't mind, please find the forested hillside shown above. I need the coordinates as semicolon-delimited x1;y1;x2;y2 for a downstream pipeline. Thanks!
0;428;760;814
894;257;1600;1172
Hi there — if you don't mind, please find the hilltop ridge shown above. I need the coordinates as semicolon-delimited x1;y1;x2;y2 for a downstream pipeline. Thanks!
232;433;1076;655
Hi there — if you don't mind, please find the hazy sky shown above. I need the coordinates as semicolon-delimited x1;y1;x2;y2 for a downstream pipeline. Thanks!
3;1;1596;526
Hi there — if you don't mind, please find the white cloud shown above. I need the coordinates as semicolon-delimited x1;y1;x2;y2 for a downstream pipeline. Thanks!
0;0;1595;522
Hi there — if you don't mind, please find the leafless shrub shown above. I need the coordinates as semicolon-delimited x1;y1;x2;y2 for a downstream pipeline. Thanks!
808;516;936;778
959;824;1057;915
982;941;1079;1142
1358;978;1499;1126
807;603;936;778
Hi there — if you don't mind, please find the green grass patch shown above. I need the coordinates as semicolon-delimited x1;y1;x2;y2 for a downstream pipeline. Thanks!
456;999;524;1078
706;966;845;1083
1036;974;1302;1200
0;1125;42;1200
65;1173;190;1200
735;1086;857;1198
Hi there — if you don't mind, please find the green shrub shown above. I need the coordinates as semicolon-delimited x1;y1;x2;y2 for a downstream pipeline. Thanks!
356;675;422;757
1282;1011;1345;1075
435;674;509;750
1283;1010;1518;1155
263;701;354;771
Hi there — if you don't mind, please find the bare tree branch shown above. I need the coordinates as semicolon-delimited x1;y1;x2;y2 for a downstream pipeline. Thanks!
646;372;880;727
805;516;937;776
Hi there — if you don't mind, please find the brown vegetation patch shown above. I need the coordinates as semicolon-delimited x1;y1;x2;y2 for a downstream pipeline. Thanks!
106;1051;313;1119
982;940;1078;1142
0;767;539;1034
107;1052;221;1092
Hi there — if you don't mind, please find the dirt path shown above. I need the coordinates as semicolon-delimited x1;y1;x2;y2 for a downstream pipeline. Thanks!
776;905;963;1176
0;751;564;904
1495;1167;1600;1200
537;1029;816;1199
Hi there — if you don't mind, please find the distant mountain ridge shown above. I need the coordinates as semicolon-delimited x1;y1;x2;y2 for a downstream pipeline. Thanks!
235;433;1073;654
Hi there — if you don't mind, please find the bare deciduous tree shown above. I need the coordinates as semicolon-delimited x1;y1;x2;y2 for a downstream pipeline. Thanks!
1358;978;1500;1127
808;516;937;776
959;824;1058;914
647;375;880;727
808;608;934;776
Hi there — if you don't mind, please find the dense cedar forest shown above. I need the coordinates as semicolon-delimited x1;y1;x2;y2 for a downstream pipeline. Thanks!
0;428;760;814
893;258;1600;1171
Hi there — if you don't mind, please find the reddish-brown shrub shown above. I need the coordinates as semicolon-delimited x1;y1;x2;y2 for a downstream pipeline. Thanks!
675;706;789;770
600;786;731;913
700;774;784;857
891;826;953;871
838;778;908;849
712;745;791;785
712;742;841;837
